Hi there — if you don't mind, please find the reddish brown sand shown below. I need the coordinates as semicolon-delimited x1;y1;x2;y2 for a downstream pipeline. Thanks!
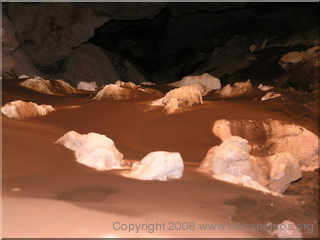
2;79;318;238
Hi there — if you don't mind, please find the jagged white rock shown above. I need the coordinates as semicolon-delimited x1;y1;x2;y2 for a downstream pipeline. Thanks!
267;152;302;193
77;81;97;91
18;74;30;79
128;151;184;181
261;92;282;101
91;80;162;101
200;136;269;187
1;100;54;119
200;136;302;194
219;80;253;97
162;85;203;113
213;119;319;171
169;73;221;96
140;81;156;86
55;131;124;170
258;84;274;91
20;76;79;95
91;83;136;101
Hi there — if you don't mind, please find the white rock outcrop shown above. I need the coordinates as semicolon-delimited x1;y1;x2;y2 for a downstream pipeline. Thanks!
279;46;320;69
55;131;124;170
267;152;302;193
200;136;302;194
91;80;162;101
1;100;54;119
169;73;221;96
160;85;203;113
18;74;30;79
258;84;274;91
20;76;80;95
213;119;319;171
91;82;137;101
128;151;184;181
77;81;98;91
261;92;282;101
219;80;253;97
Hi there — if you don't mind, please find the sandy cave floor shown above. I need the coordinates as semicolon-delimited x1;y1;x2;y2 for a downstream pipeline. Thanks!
1;79;319;238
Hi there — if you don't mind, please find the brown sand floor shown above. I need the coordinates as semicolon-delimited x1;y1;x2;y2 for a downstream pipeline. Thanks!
2;79;318;238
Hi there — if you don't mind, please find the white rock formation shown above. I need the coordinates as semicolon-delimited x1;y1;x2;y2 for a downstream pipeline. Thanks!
169;73;221;96
267;152;302;193
269;220;302;239
1;100;54;119
200;136;302;194
91;80;162;101
258;84;274;91
91;83;137;101
20;76;80;95
219;80;253;97
162;85;203;113
212;119;319;171
77;81;97;91
140;81;156;86
261;92;282;101
18;74;30;79
55;131;124;170
128;151;184;181
279;46;320;67
200;136;269;187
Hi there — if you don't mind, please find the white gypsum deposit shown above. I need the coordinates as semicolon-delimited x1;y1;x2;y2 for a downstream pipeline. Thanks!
212;119;319;171
20;76;80;95
77;81;98;91
1;100;54;119
200;136;302;194
55;131;124;170
127;151;184;181
152;85;203;113
91;80;162;100
169;73;221;96
218;80;253;97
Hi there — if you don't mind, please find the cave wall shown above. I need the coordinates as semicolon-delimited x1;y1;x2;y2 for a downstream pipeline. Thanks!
2;2;319;88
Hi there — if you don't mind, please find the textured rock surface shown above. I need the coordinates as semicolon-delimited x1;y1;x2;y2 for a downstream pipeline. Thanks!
200;136;269;188
169;73;221;96
200;136;302;194
1;100;54;119
162;85;203;113
20;76;80;95
57;44;120;87
91;84;137;101
218;80;253;97
56;131;124;170
128;151;184;181
106;50;149;84
267;152;302;193
261;92;282;101
77;82;98;91
278;46;320;91
77;2;167;20
2;15;19;77
213;119;319;171
3;49;45;79
91;81;162;101
7;2;110;66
